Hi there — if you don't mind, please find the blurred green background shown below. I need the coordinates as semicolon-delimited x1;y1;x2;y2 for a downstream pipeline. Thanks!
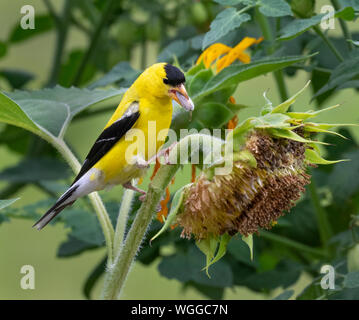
0;0;358;299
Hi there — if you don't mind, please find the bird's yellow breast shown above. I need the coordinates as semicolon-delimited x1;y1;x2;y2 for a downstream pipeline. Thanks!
94;91;173;185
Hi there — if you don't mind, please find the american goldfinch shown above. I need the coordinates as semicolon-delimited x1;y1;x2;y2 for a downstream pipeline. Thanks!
33;63;194;230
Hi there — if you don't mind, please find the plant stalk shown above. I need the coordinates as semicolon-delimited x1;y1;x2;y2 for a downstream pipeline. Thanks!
113;188;135;255
255;7;289;101
72;0;118;86
330;0;353;51
101;164;180;299
308;174;333;252
45;0;71;86
260;230;327;258
313;26;344;62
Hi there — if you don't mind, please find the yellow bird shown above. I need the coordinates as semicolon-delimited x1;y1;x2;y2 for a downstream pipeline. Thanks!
33;63;194;230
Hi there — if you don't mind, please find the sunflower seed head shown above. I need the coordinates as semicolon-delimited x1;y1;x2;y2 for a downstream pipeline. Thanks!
177;130;311;239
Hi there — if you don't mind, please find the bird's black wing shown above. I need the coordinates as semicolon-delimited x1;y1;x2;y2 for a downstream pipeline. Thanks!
72;102;140;184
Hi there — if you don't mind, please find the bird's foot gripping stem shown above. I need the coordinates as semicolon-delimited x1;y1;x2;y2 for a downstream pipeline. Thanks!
123;182;147;201
122;182;163;211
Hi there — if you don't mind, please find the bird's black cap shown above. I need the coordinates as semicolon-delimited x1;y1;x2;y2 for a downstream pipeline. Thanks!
163;64;185;86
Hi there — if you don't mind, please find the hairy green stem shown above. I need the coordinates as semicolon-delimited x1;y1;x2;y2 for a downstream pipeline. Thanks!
45;0;71;86
260;230;327;258
330;0;353;50
308;175;333;252
72;0;118;86
313;26;344;62
113;189;135;255
52;138;115;264
101;164;180;299
255;8;289;101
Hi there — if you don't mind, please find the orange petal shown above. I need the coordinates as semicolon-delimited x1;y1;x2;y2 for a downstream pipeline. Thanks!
227;115;239;130
229;96;236;104
150;157;161;180
191;164;196;183
157;187;171;223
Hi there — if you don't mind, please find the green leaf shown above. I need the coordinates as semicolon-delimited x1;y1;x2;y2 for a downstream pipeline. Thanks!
344;271;359;288
89;62;140;89
57;236;97;257
0;198;19;210
327;150;359;202
83;256;107;299
196;237;219;276
59;50;96;87
202;8;251;49
313;56;359;99
0;41;7;58
8;15;54;43
214;0;252;5
158;40;190;62
0;86;125;139
270;80;311;114
197;234;232;277
61;209;105;246
305;149;347;165
268;128;327;145
347;39;359;47
336;6;356;20
273;289;294;300
0;91;42;137
192;102;234;128
278;14;325;40
0;158;70;183
242;234;254;260
193;55;314;102
259;0;292;17
0;69;34;89
227;236;258;267
241;260;301;291
251;113;291;129
188;69;214;98
340;0;359;11
158;246;233;288
286;104;340;120
150;185;187;242
279;9;355;40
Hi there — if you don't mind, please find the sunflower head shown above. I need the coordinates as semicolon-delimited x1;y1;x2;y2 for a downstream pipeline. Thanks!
151;81;353;272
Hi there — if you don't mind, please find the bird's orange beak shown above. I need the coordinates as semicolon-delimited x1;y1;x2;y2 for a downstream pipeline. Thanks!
169;84;194;111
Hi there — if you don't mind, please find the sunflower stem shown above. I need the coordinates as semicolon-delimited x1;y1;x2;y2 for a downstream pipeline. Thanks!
308;173;333;253
260;230;327;258
255;8;289;101
113;188;135;255
72;0;119;86
313;26;344;62
330;0;353;51
101;164;180;300
45;0;71;87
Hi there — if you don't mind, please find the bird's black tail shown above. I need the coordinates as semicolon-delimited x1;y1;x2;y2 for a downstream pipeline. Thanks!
32;185;78;230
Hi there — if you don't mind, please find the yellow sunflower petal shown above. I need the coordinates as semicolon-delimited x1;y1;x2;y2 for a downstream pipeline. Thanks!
237;52;251;64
